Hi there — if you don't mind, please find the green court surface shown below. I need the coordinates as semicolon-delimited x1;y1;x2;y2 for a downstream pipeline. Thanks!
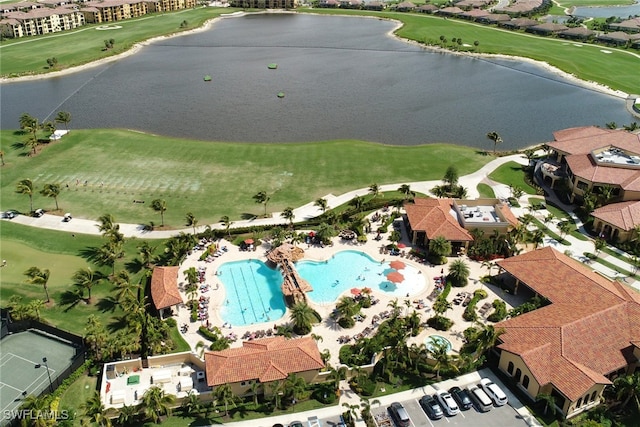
0;330;76;425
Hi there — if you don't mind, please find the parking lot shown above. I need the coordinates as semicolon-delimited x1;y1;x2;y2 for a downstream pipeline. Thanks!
372;398;530;427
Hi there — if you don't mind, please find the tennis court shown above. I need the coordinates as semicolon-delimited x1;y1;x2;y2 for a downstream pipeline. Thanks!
0;330;77;425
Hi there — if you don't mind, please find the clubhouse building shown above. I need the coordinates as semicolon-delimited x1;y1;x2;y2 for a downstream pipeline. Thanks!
541;126;640;242
494;247;640;419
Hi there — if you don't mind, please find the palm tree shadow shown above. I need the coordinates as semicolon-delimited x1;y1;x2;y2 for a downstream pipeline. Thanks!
59;289;84;312
96;296;119;313
79;246;101;263
240;213;257;220
125;258;144;274
189;417;222;426
323;316;342;332
107;316;128;333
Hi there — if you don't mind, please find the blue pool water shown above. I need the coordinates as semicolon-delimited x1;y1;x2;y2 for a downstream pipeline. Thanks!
297;250;426;304
218;259;286;327
217;251;426;326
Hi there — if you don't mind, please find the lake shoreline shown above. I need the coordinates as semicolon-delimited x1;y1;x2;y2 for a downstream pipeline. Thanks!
0;10;630;102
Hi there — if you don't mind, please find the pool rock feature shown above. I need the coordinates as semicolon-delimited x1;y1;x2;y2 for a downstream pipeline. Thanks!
267;243;312;306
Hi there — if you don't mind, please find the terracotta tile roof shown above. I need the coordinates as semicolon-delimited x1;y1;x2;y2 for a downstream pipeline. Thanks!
564;154;640;192
204;336;324;386
592;200;640;231
548;127;640;156
498;203;520;227
496;247;640;401
150;266;183;310
404;198;473;242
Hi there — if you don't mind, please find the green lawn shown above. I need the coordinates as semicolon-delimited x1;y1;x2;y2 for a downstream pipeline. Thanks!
304;9;640;94
0;7;235;77
556;0;637;6
1;9;639;93
0;129;490;226
476;183;495;198
59;374;97;421
0;220;164;335
489;161;537;195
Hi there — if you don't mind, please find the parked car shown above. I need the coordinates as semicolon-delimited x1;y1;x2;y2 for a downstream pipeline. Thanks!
288;422;304;427
468;385;493;412
435;389;460;416
449;386;473;411
479;378;508;406
34;208;44;217
388;402;411;427
3;210;17;219
419;394;444;420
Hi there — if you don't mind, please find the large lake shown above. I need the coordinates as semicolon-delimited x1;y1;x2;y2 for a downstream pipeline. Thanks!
0;13;633;150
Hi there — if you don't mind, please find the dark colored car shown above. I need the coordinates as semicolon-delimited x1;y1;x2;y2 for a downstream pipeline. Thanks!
449;386;474;411
288;422;304;427
420;395;444;420
388;402;411;427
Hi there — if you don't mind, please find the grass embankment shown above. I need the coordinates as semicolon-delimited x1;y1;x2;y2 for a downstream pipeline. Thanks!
304;9;640;94
488;161;537;195
0;220;164;335
0;7;236;77
0;129;490;225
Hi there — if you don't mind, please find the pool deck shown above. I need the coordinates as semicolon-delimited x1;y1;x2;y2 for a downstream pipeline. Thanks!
174;210;524;368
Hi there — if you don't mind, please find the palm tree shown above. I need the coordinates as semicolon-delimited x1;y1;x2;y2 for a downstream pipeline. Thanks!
97;241;124;275
137;241;156;268
428;236;451;263
432;298;453;318
368;183;382;199
112;270;137;306
185;212;198;235
28;299;45;320
72;267;105;303
350;195;364;212
141;386;175;423
214;383;237;416
97;213;117;234
532;229;545;249
443;166;459;190
21;394;51;427
558;221;572;240
16;179;35;213
151;199;167;227
24;266;51;302
40;183;61;210
285;373;307;408
84;315;108;360
180;390;202;417
220;215;233;237
426;337;458;381
397;184;414;201
253;191;270;217
289;301;320;335
249;381;261;407
24;136;39;156
281;207;295;227
486;131;503;154
342;403;360;423
314;197;328;213
55;111;71;131
81;391;112;427
448;259;470;287
470;322;504;358
336;296;359;320
19;113;40;140
269;380;285;410
117;404;139;426
536;393;558;417
614;372;640;411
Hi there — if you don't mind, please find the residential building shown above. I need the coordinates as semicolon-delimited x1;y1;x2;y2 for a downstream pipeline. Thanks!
204;336;325;397
544;126;640;207
403;197;518;254
81;0;148;24
494;247;640;418
1;5;84;37
150;266;183;317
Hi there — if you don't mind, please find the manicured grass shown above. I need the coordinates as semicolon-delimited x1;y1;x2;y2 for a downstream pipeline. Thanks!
489;161;537;195
168;324;192;353
0;220;164;335
0;7;235;77
0;129;490;226
592;256;634;277
304;9;640;94
59;374;97;420
476;183;495;198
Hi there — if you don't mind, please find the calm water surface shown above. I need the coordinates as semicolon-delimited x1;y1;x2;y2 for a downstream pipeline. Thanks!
0;14;632;150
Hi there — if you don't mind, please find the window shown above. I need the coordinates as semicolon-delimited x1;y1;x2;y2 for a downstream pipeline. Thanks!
515;368;522;383
507;362;514;375
240;381;246;386
576;180;588;191
522;375;530;388
576;398;582;408
590;391;598;402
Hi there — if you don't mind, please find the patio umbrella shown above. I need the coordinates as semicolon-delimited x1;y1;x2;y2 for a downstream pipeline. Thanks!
350;288;361;296
386;271;405;283
389;260;406;270
244;238;254;244
309;231;315;237
397;243;407;249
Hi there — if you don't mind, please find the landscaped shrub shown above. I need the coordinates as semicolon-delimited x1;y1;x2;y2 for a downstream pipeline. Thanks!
190;303;197;323
349;374;376;396
426;315;453;331
165;317;177;327
474;289;488;299
338;316;355;329
487;300;507;322
198;326;230;351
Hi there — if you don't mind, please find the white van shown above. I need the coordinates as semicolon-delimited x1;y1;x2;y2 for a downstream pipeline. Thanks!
468;385;493;412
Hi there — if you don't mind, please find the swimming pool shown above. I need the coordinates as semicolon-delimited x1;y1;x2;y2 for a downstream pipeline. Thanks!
296;250;426;304
217;259;286;327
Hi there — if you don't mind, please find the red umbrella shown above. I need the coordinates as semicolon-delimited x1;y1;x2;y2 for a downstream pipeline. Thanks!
386;271;405;283
244;238;254;244
397;243;407;249
350;288;361;296
309;231;315;237
389;260;406;270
